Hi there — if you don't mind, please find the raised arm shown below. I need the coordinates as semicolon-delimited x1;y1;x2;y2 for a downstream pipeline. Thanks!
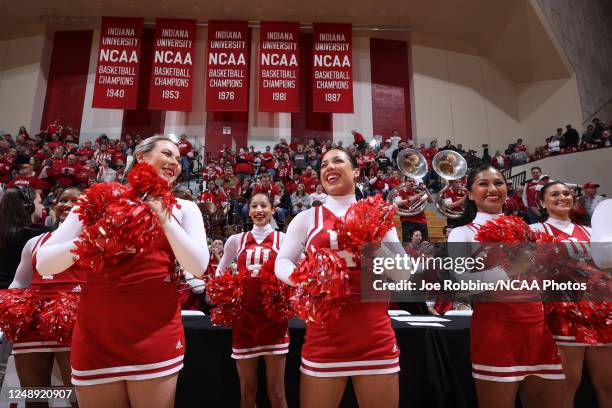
275;209;310;285
164;199;209;277
214;234;242;276
37;209;82;276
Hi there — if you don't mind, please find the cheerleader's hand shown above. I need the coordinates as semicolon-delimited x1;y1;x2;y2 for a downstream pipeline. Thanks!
145;197;170;226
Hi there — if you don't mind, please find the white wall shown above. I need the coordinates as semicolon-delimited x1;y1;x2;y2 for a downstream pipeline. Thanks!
0;24;51;136
517;74;583;146
332;34;374;147
411;42;523;154
164;26;208;151
79;28;124;142
411;40;583;155
509;148;612;197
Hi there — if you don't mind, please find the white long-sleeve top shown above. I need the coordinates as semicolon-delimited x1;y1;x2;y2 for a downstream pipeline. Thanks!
36;198;210;277
9;235;43;289
215;223;279;276
591;199;612;269
274;194;402;286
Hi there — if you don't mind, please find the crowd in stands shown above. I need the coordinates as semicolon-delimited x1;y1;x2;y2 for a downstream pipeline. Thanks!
1;117;609;243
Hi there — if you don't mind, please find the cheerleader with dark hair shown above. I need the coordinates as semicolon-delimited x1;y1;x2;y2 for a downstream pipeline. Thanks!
215;191;288;408
275;147;402;408
5;187;83;405
448;164;565;408
530;182;611;407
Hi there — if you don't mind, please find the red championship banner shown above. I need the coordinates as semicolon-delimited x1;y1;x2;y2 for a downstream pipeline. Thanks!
312;23;353;113
258;22;300;112
93;17;143;109
205;21;250;112
149;19;196;111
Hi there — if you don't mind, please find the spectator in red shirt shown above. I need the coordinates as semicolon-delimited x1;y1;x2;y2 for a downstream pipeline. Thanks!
369;169;388;197
504;183;527;219
6;164;39;189
235;148;253;184
522;166;542;223
52;154;81;187
47;133;62;150
387;170;402;191
351;130;366;151
77;161;98;189
46;119;63;135
262;146;276;179
299;166;318;194
178;134;194;181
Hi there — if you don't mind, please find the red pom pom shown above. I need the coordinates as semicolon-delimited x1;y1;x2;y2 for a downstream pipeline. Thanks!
207;271;245;326
545;301;612;345
36;293;79;345
290;248;351;326
258;259;294;322
75;183;127;226
475;215;530;243
72;162;179;277
335;194;397;255
128;162;179;210
0;289;40;342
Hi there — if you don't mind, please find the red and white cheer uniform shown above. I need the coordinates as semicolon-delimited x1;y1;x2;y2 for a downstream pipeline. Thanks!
531;218;611;346
9;232;85;354
216;224;289;359
36;198;209;386
275;195;401;377
448;212;564;382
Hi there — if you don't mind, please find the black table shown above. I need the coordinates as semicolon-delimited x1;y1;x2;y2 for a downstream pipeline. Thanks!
177;315;597;408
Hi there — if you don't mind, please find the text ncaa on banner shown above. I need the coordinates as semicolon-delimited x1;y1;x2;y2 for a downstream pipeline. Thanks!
206;21;249;112
312;23;353;113
149;19;196;111
258;22;300;112
93;17;143;109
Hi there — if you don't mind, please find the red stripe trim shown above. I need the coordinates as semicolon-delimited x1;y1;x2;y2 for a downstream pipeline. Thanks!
306;207;320;244
71;359;183;381
301;362;400;373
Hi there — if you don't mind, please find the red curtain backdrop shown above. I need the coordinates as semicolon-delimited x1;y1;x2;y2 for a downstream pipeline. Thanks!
41;30;93;133
369;38;412;140
122;29;165;138
291;33;332;146
204;28;251;158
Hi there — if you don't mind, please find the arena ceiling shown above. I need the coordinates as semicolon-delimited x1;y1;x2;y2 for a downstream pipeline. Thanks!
1;0;571;83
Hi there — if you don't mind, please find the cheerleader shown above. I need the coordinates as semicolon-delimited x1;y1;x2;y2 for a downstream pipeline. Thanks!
36;136;209;408
275;148;402;408
215;192;288;408
530;182;611;407
448;164;565;408
8;187;82;403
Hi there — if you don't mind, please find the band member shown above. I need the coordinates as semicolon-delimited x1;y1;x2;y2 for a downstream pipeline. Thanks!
36;136;209;408
442;179;467;227
216;192;288;408
275;148;402;407
393;177;433;242
448;164;564;408
531;181;611;407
